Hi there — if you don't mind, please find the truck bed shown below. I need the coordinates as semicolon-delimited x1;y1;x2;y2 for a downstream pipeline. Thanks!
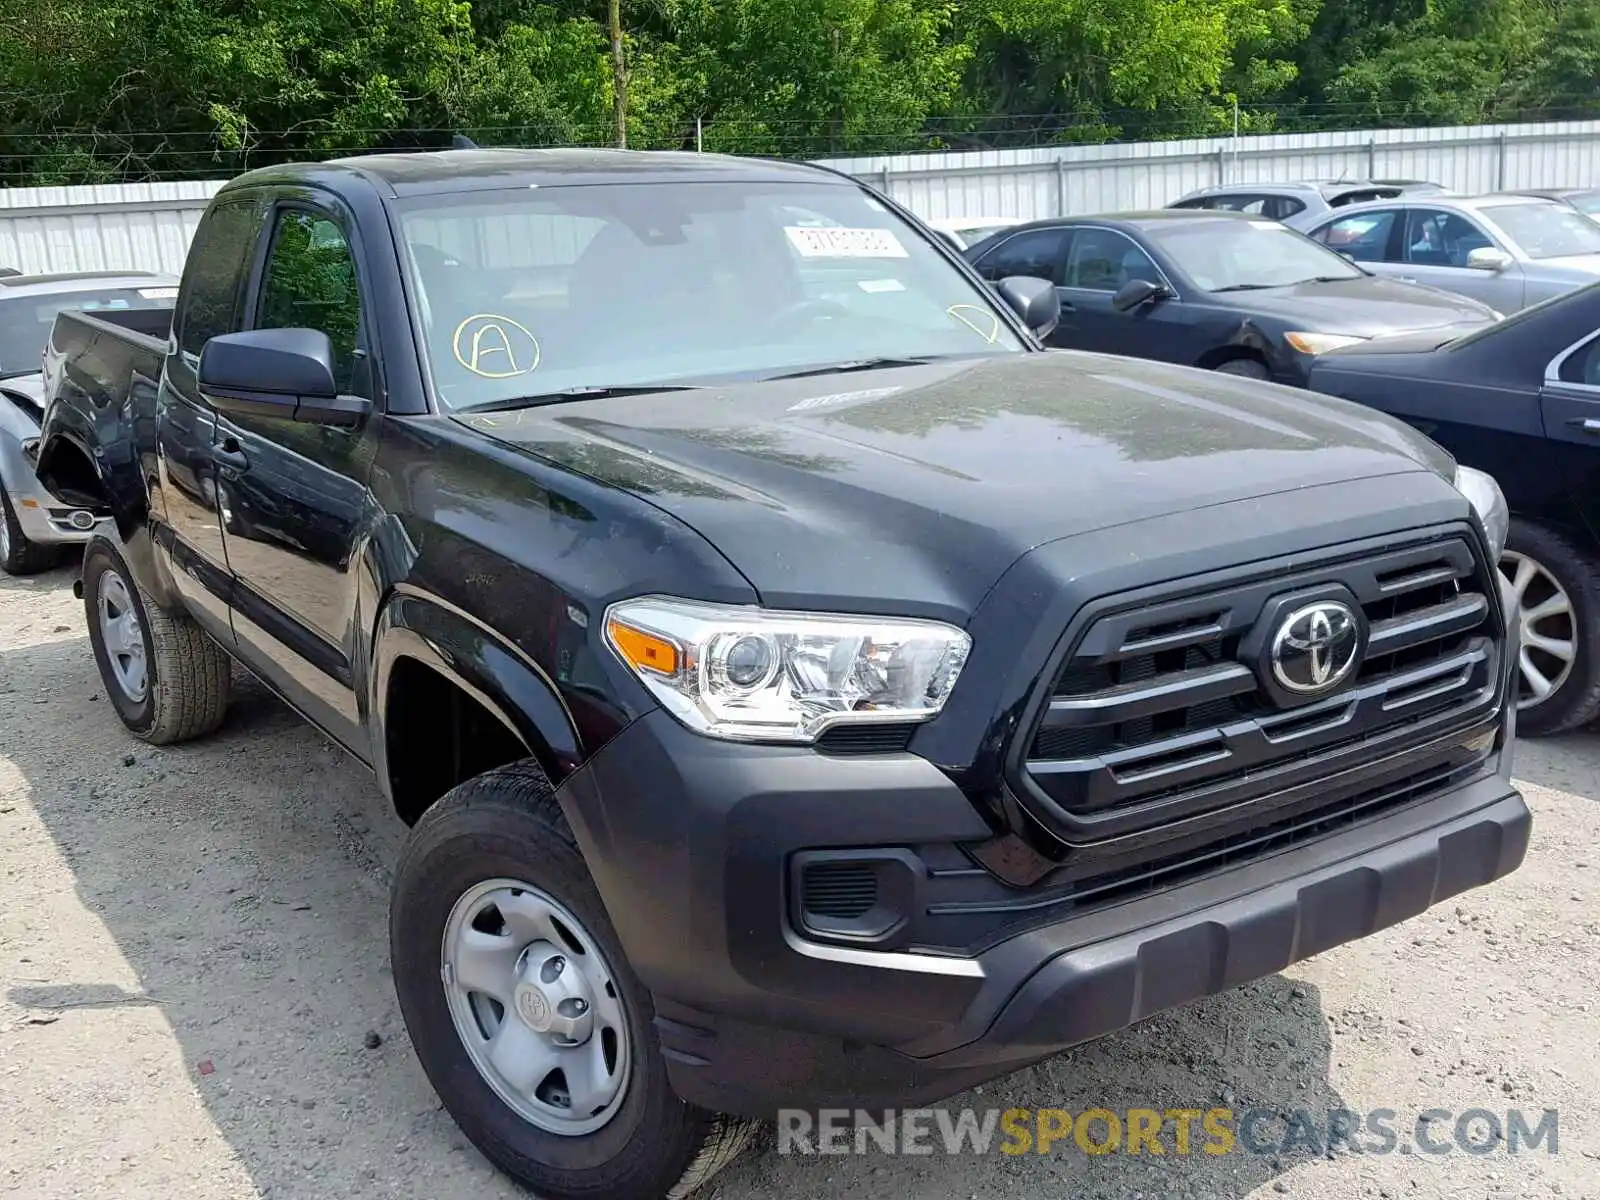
33;304;174;509
56;305;173;355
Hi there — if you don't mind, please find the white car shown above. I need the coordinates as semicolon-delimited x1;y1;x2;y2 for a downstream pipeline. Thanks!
923;215;1026;251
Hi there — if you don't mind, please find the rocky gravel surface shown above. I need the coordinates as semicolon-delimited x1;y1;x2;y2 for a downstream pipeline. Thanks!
1;562;1596;1199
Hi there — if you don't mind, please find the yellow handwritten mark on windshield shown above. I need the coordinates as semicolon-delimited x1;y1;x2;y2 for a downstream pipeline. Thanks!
947;304;1001;344
453;313;542;379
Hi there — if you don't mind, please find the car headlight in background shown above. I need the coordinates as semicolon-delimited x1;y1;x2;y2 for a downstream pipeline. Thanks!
604;596;971;743
1454;464;1509;561
1284;331;1369;355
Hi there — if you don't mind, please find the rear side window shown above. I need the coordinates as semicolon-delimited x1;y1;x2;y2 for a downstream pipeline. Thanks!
973;228;1069;283
177;197;264;357
1314;210;1398;261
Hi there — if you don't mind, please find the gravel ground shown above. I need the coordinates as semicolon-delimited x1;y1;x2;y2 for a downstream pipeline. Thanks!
1;560;1596;1200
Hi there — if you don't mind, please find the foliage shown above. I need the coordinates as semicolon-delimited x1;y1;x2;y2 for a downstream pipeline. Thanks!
1;0;1599;184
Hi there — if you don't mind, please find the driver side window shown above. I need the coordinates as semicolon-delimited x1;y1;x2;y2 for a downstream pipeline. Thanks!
1062;229;1161;292
256;209;367;396
1403;209;1494;268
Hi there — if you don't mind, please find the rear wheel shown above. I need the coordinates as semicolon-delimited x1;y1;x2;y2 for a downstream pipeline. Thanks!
0;488;61;575
390;763;760;1200
1498;518;1600;736
82;537;232;743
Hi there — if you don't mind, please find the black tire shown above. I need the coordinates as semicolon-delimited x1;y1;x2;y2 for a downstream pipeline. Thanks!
82;537;232;744
390;763;760;1200
1500;517;1600;737
1212;356;1271;379
0;487;61;575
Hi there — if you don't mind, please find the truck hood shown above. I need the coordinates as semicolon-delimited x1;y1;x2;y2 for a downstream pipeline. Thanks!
458;350;1457;619
1227;275;1496;334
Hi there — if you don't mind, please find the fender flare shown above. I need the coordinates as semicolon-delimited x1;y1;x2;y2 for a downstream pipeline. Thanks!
369;588;583;800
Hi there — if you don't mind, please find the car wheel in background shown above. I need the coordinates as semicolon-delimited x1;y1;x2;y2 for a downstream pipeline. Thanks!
390;762;761;1200
1499;518;1600;736
0;488;61;575
1212;357;1271;380
81;535;232;743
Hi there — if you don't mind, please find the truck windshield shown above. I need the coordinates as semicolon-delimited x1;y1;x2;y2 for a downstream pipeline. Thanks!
0;287;174;379
392;181;1026;411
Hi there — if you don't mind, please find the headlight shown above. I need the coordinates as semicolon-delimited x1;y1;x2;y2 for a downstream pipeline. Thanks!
1454;464;1509;561
604;596;972;743
1284;331;1369;355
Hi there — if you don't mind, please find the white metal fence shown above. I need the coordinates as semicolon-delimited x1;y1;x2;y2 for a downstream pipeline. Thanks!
813;118;1600;222
6;119;1600;275
0;180;224;277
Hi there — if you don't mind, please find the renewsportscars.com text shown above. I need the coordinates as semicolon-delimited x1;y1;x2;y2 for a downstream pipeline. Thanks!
777;1106;1560;1158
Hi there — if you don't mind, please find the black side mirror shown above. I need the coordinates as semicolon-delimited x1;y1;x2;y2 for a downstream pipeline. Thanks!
995;275;1061;340
198;328;368;427
1112;279;1168;312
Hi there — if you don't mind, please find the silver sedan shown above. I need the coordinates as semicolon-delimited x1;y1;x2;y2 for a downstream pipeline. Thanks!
0;269;179;573
1301;193;1600;313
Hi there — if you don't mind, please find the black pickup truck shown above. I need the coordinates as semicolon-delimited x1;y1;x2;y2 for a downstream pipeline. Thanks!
34;148;1530;1200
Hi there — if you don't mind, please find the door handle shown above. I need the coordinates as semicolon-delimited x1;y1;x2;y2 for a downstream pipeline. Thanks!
1567;417;1600;435
212;441;249;472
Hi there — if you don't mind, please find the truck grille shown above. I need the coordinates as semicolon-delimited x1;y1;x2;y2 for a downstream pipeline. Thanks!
1013;528;1503;840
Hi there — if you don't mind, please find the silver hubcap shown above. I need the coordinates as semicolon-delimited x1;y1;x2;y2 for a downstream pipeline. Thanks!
0;508;11;562
443;879;630;1136
97;570;148;702
1501;550;1577;710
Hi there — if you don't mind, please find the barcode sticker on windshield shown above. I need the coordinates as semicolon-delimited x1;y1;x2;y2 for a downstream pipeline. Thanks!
858;278;906;293
784;226;909;258
137;287;178;299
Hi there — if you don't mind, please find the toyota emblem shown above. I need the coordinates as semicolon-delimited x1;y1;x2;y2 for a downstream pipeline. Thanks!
1269;600;1362;695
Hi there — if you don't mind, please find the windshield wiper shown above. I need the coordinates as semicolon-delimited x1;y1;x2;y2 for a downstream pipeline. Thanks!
459;384;707;414
1210;283;1284;293
761;355;946;381
1295;275;1361;285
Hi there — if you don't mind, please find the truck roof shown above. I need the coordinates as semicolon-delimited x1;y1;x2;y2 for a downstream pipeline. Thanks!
223;147;848;198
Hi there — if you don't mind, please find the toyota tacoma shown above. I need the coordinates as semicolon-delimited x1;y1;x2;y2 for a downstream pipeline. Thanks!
32;148;1530;1200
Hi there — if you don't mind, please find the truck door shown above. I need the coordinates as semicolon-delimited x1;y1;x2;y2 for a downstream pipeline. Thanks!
157;194;269;641
212;197;380;761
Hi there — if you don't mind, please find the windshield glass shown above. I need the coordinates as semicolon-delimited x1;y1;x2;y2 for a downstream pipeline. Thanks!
1146;218;1364;291
1489;202;1600;259
394;181;1025;411
0;286;174;378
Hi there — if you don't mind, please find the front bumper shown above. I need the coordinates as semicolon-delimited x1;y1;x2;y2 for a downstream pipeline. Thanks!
3;442;103;545
10;493;104;545
557;708;1528;1119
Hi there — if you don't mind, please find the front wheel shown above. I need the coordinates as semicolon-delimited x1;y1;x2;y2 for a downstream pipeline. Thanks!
389;763;760;1200
1212;356;1270;380
1499;518;1600;736
0;487;61;575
